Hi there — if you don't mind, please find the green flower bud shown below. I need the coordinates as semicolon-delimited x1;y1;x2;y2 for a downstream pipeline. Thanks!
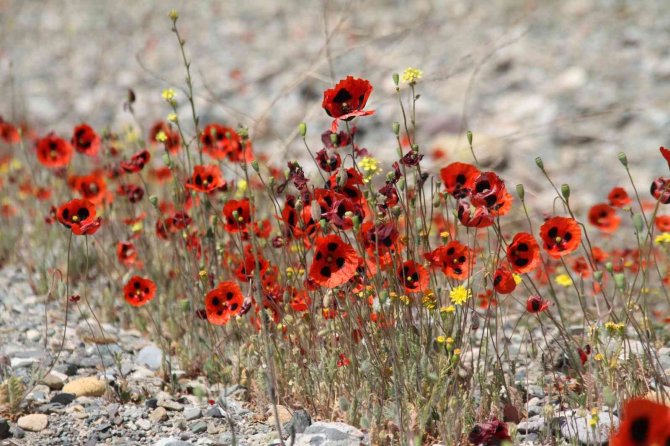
561;184;570;201
594;270;603;282
298;122;307;138
392;73;399;86
633;213;644;234
516;184;525;201
614;273;626;291
251;159;260;173
605;262;613;273
392;122;400;136
466;130;473;146
617;152;628;167
149;195;158;207
535;157;544;170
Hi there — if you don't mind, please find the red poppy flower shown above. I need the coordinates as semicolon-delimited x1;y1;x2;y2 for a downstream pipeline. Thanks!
326;168;365;203
609;398;670;446
608;187;632;207
457;199;494;228
315;188;365;231
526;295;550;313
539;217;581;258
0;120;20;144
117;241;139;267
506;232;541;274
315;149;341;172
120;150;150;173
424;241;474;280
359;221;400;261
397;260;429;293
223;199;251;233
470;172;512;217
661;146;670;169
205;281;244;325
655;215;670;232
650;177;670;204
150;167;173;183
70;171;108;205
288;287;311;312
185;165;226;193
123;276;157;307
493;268;516;294
117;184;144;203
281;195;318;239
468;418;511;446
308;235;360;288
440;162;480;198
588;203;621;233
71;123;100;156
322;76;374;123
571;256;591;278
234;248;269;283
200;124;254;162
149;121;181;154
56;199;102;235
36;133;73;168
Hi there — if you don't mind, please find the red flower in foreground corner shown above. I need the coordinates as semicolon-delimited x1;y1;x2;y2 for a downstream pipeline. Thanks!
539;217;581;258
609;398;670;446
123;276;157;307
309;234;360;288
588;203;621;234
56;199;102;235
322;76;374;130
655;215;670;232
468;418;511;446
506;232;541;274
526;295;550;313
185;165;226;193
36;133;73;168
397;260;429;293
71;123;100;156
205;281;244;325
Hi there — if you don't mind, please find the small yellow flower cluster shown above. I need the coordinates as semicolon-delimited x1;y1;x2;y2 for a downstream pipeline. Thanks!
359;156;382;183
605;321;625;333
449;285;471;306
440;305;456;314
512;274;523;285
401;67;423;84
285;267;305;279
167;113;178;123
155;130;168;143
422;291;436;310
162;88;176;104
654;232;670;245
554;274;573;287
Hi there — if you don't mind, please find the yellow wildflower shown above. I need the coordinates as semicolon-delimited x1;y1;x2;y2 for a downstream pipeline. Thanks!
167;113;178;122
359;156;382;183
401;67;423;84
436;336;446;344
155;130;168;143
554;274;573;287
162;88;176;103
440;305;456;314
513;274;522;285
654;232;670;245
449;285;471;306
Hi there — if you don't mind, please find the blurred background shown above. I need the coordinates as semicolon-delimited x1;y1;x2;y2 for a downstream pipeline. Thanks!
1;0;669;207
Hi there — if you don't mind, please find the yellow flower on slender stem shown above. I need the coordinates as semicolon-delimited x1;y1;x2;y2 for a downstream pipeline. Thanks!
449;285;471;306
554;274;572;287
401;67;423;84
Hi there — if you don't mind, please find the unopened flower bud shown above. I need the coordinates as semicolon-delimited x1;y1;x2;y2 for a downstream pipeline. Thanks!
251;159;260;173
535;157;544;170
149;195;158;207
516;184;525;201
466;130;473;146
614;273;626;291
392;73;399;86
561;184;570;201
605;262;613;273
617;152;628;167
298;122;307;138
633;213;644;233
392;122;400;136
594;270;603;282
